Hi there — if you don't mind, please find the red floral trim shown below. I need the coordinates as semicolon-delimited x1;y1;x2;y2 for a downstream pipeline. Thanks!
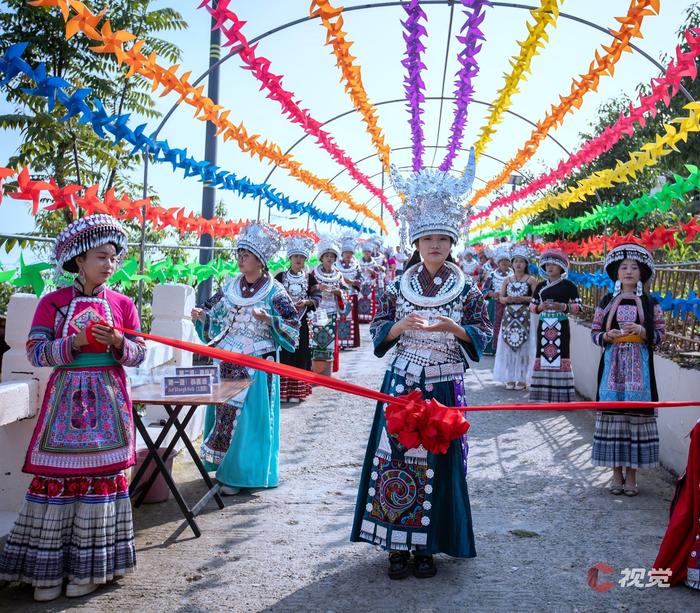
28;473;129;498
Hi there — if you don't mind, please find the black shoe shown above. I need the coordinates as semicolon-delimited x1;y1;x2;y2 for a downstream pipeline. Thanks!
413;553;437;578
388;551;411;580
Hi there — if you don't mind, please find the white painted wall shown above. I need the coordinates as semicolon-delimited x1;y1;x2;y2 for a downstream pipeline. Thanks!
569;318;700;476
0;284;204;538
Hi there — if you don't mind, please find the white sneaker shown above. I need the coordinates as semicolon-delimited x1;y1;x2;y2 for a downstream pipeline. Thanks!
219;485;241;496
65;581;99;598
34;585;62;602
505;382;515;390
514;382;527;390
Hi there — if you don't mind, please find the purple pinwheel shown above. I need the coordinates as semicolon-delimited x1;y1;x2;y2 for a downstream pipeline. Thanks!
439;0;490;172
401;0;429;172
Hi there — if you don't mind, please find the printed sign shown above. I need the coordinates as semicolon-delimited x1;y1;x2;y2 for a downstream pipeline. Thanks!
161;374;213;397
175;365;221;384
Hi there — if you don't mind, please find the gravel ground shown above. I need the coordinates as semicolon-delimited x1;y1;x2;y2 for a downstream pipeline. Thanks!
1;327;696;612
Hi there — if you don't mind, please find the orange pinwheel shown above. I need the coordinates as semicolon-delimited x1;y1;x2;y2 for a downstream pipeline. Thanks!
65;1;105;41
90;20;136;64
0;167;16;206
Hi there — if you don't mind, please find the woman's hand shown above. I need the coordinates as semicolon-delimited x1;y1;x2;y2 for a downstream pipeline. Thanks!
396;313;428;334
191;307;206;322
333;288;343;297
91;324;124;349
73;328;89;348
622;322;645;337
605;328;623;341
252;308;272;324
422;315;460;334
499;296;511;305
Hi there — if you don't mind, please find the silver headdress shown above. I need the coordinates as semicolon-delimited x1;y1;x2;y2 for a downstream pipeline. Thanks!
494;247;511;264
285;235;315;259
390;148;476;244
511;243;534;264
236;222;283;265
52;214;128;277
539;248;569;275
316;235;341;259
340;232;358;254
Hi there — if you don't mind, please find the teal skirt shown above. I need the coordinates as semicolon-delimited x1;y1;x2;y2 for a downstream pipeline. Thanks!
201;369;280;488
350;370;476;558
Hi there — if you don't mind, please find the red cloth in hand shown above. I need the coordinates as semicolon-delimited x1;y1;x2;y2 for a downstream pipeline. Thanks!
85;318;108;352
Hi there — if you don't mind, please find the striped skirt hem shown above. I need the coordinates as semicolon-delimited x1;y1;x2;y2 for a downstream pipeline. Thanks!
0;474;136;588
592;413;659;469
529;366;576;403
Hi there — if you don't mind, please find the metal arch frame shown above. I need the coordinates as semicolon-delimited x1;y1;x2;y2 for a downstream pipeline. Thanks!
295;145;532;230
150;0;692;145
267;97;569;221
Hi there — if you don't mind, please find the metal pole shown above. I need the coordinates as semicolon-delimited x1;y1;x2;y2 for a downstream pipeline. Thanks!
197;6;222;307
137;145;148;319
380;166;385;236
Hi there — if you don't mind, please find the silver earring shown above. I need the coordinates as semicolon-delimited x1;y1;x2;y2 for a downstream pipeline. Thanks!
636;280;643;296
78;268;86;284
614;280;621;295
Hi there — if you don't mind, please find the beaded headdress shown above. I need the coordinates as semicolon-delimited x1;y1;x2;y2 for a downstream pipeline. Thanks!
511;243;535;264
52;214;128;277
604;242;655;283
539;248;569;275
285;235;315;259
236;222;282;265
390;148;476;245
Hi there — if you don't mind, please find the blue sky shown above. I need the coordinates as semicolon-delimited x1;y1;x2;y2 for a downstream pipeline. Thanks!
0;0;695;265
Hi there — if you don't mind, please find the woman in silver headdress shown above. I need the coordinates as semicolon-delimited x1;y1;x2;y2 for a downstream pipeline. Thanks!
351;152;492;579
0;215;146;601
274;236;319;402
357;241;381;323
192;223;299;494
309;237;347;376
528;248;582;403
590;243;665;496
335;234;362;349
493;244;539;390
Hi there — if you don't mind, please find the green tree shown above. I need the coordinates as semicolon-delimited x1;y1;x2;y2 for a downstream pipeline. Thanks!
528;2;700;256
0;0;186;193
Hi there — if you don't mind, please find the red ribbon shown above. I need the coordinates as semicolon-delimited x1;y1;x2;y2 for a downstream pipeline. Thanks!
117;326;700;413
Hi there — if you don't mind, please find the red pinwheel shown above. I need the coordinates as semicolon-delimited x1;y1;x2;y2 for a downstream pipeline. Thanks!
681;217;700;244
0;167;16;205
7;167;52;214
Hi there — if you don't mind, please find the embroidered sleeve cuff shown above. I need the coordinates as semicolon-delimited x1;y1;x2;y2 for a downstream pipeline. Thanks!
371;320;398;358
271;317;299;353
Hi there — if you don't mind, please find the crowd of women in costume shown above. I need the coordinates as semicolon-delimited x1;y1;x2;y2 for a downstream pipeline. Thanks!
0;190;689;595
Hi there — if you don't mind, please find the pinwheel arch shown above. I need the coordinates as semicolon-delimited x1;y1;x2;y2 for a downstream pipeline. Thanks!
2;0;699;311
148;0;692;233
